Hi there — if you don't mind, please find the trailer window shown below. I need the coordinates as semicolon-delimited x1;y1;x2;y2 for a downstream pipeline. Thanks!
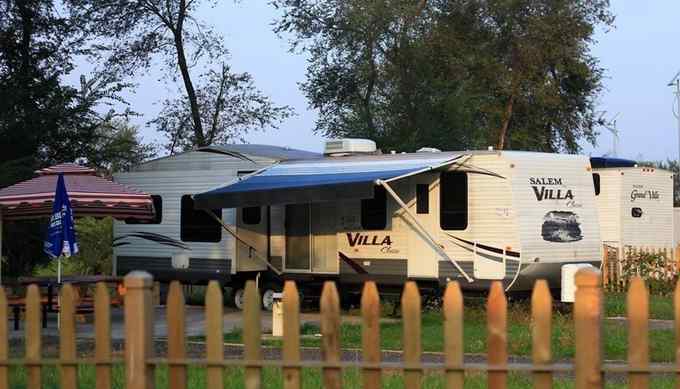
592;173;601;196
631;207;643;218
180;195;222;242
416;184;429;214
440;172;468;230
125;195;163;224
242;206;261;225
361;186;387;230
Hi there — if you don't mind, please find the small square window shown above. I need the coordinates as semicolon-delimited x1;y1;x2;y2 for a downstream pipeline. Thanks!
125;195;163;224
180;195;222;242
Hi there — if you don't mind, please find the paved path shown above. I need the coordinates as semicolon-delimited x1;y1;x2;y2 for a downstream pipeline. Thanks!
8;306;397;340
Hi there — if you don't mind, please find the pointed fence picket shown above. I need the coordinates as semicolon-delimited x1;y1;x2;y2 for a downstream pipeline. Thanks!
5;267;680;388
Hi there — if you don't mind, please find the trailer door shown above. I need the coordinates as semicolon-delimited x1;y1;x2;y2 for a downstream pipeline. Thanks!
235;206;268;272
285;203;312;271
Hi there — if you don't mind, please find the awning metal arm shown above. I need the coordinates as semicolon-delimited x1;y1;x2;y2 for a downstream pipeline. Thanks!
198;162;279;197
382;155;471;184
375;179;474;283
205;210;282;276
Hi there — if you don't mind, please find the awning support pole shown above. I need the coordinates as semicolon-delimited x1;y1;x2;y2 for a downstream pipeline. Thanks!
205;210;282;276
375;179;474;283
382;155;471;184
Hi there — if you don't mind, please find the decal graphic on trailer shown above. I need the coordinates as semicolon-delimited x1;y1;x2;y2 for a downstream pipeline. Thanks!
541;211;583;242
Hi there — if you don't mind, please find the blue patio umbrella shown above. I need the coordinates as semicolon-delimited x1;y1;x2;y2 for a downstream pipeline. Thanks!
44;173;78;283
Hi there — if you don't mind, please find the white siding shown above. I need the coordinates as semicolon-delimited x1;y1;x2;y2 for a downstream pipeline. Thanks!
507;153;601;264
674;208;680;247
620;168;674;248
595;169;622;244
113;151;273;273
437;153;519;278
594;167;674;250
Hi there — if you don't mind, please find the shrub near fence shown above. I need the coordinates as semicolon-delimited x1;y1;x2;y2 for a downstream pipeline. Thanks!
0;268;679;389
602;243;680;292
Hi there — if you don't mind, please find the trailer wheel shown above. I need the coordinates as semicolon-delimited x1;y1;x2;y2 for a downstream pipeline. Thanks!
261;283;282;312
232;287;246;311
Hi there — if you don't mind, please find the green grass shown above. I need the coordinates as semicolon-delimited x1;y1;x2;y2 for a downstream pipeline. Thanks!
220;293;677;362
604;291;675;320
7;365;677;388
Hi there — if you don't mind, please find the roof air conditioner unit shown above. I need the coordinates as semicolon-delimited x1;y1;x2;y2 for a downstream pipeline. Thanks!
324;139;377;155
417;147;441;153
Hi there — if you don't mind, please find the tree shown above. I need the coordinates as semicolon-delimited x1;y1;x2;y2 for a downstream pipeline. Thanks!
0;0;139;187
273;0;614;153
83;119;157;176
67;0;293;151
0;0;76;186
1;0;152;277
152;64;293;154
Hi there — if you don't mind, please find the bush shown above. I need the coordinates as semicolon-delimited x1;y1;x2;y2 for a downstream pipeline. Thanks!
34;217;113;276
622;248;677;295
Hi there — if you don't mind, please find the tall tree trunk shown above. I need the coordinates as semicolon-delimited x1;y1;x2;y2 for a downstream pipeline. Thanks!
173;2;205;147
496;92;515;150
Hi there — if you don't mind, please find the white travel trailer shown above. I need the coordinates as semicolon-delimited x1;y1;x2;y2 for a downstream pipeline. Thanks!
591;158;674;251
192;141;603;307
112;145;320;285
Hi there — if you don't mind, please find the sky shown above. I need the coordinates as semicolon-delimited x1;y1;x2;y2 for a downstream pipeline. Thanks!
87;1;680;161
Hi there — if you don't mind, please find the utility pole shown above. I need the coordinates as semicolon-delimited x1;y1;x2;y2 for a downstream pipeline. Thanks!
668;71;680;161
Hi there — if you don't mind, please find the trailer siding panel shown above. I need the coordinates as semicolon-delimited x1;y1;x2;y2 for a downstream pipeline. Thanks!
508;153;601;268
113;151;273;279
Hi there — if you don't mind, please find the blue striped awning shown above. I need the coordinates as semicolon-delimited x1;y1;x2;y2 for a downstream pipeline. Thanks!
193;153;463;209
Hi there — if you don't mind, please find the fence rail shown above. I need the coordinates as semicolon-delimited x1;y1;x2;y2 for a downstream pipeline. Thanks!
0;267;678;388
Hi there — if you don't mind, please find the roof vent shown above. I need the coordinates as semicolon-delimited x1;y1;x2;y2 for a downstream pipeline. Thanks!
417;147;441;153
324;139;377;156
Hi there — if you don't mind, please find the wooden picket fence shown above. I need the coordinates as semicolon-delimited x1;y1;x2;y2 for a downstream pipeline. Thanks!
602;243;680;290
0;268;679;388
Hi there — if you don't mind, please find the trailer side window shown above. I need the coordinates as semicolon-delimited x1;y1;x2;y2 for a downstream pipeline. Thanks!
180;195;222;242
361;186;387;230
416;184;429;214
440;172;468;230
242;206;261;225
592;173;601;196
125;195;163;224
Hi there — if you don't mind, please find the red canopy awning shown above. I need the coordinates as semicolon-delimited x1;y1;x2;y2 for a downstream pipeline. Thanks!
0;163;154;221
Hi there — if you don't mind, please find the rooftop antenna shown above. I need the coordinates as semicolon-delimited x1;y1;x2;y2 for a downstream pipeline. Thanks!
603;112;621;157
668;70;680;161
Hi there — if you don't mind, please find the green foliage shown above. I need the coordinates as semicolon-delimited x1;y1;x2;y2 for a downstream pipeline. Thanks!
151;64;294;154
0;1;138;188
82;119;157;176
621;249;678;295
33;217;113;277
273;0;614;153
66;0;293;152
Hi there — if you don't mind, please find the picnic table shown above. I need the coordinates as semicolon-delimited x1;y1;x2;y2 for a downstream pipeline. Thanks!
5;275;123;330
